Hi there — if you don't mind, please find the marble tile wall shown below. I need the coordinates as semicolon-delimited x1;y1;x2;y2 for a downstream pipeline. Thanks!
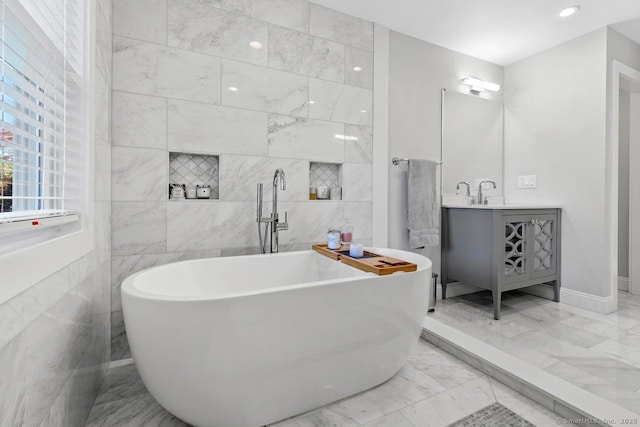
0;1;113;425
110;0;375;360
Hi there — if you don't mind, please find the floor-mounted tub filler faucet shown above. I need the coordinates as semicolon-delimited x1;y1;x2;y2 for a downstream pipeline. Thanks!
256;169;289;253
477;180;497;205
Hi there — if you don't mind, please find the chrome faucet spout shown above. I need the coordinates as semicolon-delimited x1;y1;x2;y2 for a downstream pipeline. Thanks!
273;168;286;190
456;181;470;197
477;180;497;205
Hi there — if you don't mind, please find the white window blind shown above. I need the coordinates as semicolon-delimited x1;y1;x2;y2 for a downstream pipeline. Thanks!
0;0;85;225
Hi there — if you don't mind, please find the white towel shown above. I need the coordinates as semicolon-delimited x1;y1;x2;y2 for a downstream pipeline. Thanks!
407;159;439;248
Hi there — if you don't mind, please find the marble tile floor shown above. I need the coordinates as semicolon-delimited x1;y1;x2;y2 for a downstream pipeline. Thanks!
85;339;562;426
428;289;640;415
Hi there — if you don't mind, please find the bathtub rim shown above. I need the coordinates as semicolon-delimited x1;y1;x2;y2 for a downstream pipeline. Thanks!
121;248;431;303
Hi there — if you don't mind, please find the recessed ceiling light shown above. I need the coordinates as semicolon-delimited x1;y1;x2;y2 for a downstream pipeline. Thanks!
227;86;239;92
360;109;367;113
308;100;315;105
353;66;362;72
558;5;580;17
249;41;263;50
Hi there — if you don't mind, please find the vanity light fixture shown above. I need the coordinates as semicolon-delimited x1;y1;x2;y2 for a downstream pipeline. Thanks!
227;86;239;92
334;134;359;141
460;76;501;93
353;66;362;72
559;5;580;17
249;41;263;49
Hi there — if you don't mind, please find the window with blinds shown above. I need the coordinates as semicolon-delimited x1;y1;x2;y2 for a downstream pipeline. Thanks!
0;0;85;226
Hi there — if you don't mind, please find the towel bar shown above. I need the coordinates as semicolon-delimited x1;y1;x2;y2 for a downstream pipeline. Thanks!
392;157;443;166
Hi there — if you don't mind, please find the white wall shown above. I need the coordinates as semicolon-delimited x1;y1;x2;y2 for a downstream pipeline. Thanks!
387;31;503;280
504;28;609;301
606;28;640;291
619;90;630;279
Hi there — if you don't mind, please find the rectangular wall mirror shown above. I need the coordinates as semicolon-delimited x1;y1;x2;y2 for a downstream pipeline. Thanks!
441;89;504;204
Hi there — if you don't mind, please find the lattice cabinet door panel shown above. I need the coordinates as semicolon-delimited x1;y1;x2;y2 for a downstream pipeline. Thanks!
530;213;558;279
501;215;532;285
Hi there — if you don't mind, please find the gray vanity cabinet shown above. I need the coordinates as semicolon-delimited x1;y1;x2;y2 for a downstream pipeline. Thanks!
441;207;561;320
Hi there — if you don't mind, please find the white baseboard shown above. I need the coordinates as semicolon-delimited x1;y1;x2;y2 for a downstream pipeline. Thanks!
560;288;616;314
618;277;630;292
438;282;482;299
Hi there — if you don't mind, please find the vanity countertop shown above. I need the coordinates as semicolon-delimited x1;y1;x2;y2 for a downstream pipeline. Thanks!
442;204;562;210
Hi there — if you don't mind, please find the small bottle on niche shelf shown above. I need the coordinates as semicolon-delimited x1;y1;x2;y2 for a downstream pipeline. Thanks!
309;186;317;200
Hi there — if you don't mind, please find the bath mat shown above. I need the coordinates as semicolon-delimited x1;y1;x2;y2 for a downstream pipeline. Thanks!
447;402;535;427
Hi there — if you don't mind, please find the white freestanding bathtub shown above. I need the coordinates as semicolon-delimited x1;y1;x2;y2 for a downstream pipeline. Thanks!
121;248;431;427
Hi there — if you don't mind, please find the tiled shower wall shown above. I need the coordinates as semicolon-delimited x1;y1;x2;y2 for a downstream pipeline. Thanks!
0;1;113;426
110;0;375;360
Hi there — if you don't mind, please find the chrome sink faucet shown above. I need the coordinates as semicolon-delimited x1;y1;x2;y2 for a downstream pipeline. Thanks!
477;180;497;205
456;181;470;197
256;169;289;253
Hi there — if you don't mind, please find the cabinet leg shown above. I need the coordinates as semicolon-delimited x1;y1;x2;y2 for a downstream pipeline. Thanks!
442;281;447;300
553;280;560;302
492;291;501;320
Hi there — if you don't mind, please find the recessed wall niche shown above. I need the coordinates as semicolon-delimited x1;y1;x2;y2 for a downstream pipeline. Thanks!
310;162;343;200
169;152;219;200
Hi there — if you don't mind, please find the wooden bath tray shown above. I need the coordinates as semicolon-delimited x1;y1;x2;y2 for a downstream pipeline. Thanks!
312;244;417;275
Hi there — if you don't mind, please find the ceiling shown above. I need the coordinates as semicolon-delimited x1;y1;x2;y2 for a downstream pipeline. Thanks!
309;0;640;66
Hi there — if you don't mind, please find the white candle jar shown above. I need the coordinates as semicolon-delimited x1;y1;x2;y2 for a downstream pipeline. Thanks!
196;185;211;199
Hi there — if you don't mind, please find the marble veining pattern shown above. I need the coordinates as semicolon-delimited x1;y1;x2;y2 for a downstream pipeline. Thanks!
276;201;347;245
168;0;268;66
0;266;71;350
112;0;167;44
218;155;309;202
110;250;222;312
167;99;268;156
0;334;26;426
111;147;167;201
25;282;97;425
345;46;374;89
166;202;257;251
112;202;167;255
309;78;373;126
112;91;168;149
429;290;640;414
85;339;562;427
111;311;131;361
344;202;373;241
309;4;374;51
221;59;309;116
268;24;345;82
113;37;221;104
268;114;345;163
342;163;373;201
344;124;373;164
220;0;309;33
